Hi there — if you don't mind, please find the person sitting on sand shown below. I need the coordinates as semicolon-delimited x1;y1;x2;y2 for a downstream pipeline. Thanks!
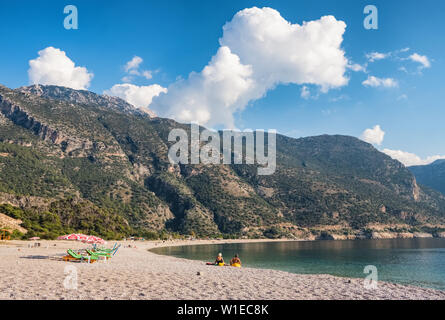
230;254;241;266
215;253;224;265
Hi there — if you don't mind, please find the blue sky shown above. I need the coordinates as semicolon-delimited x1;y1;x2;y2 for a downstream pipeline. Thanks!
0;0;444;165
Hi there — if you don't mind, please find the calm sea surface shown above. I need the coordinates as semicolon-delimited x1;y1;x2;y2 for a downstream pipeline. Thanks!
151;238;445;290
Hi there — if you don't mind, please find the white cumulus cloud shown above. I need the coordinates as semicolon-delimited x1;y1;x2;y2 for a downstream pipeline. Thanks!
382;149;445;167
28;47;93;90
366;52;388;62
104;83;167;113
347;63;366;72
142;70;153;80
360;125;385;145
152;46;253;126
219;9;349;92
124;56;143;72
408;53;431;69
362;75;398;88
122;56;154;82
150;7;349;127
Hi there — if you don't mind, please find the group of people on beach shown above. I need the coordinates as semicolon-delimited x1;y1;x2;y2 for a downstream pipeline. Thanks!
214;253;241;267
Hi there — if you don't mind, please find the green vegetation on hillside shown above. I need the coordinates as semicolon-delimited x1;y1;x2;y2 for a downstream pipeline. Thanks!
0;142;72;197
0;200;132;240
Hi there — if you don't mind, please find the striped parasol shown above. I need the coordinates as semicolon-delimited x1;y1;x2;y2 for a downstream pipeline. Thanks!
57;234;105;244
85;235;105;244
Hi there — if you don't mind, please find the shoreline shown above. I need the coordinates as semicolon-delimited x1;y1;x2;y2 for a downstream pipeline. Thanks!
147;237;445;292
1;239;444;300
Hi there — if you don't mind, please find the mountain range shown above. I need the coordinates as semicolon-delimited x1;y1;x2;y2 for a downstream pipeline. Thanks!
409;160;445;196
1;84;445;240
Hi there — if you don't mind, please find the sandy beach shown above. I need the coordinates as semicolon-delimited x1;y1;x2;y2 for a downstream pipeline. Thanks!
0;239;444;300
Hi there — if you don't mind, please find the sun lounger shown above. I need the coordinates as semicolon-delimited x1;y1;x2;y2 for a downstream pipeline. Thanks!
94;243;117;252
93;244;121;256
86;249;111;259
63;249;99;263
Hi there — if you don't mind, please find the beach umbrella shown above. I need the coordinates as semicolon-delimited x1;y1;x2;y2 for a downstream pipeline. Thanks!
85;235;105;244
77;234;89;241
69;234;81;240
57;233;105;244
57;233;87;241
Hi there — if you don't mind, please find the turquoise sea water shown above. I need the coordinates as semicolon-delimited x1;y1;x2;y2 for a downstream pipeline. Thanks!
151;238;445;291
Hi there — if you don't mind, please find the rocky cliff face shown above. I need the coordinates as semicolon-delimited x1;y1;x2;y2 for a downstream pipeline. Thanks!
0;87;130;160
410;160;445;195
0;94;90;154
18;84;145;116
